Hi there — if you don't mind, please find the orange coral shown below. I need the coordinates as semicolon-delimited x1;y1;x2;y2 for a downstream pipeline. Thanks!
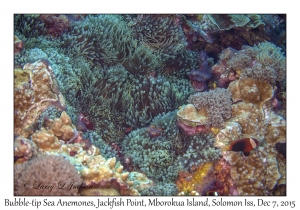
14;136;38;164
31;128;61;151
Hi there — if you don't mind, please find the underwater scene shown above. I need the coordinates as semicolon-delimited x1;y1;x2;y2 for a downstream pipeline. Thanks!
14;14;286;196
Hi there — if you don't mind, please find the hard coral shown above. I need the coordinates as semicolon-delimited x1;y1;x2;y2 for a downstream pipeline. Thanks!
224;146;284;195
14;136;38;164
31;128;62;152
79;156;152;195
177;104;208;124
264;108;286;145
14;60;65;137
14;155;82;195
228;78;274;107
31;111;79;152
224;42;286;85
187;88;232;128
47;111;77;142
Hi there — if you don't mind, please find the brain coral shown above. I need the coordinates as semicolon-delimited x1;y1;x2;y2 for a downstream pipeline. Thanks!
14;155;81;195
187;88;232;127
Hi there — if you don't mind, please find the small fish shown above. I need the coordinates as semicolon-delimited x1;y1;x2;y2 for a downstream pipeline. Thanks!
228;138;259;156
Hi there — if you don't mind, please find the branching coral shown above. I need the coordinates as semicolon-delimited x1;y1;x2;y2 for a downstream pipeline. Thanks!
14;155;82;195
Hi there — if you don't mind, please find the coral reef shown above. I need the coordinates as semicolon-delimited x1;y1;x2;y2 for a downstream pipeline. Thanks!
213;42;286;86
132;14;186;62
187;88;232;128
14;14;286;196
39;14;73;38
14;136;38;164
224;146;284;195
14;155;82;195
14;35;24;54
189;50;212;91
176;162;214;195
59;15;134;66
15;111;154;196
31;111;78;151
206;15;264;31
14;60;66;137
228;78;274;107
141;182;178;196
178;133;221;171
78;156;150;195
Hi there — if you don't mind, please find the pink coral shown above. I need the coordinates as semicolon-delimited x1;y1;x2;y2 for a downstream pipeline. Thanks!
177;120;210;136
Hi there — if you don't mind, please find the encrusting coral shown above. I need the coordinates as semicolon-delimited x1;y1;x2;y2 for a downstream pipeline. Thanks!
15;111;153;196
14;60;66;138
14;136;38;164
228;78;274;107
31;111;77;151
223;146;284;195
